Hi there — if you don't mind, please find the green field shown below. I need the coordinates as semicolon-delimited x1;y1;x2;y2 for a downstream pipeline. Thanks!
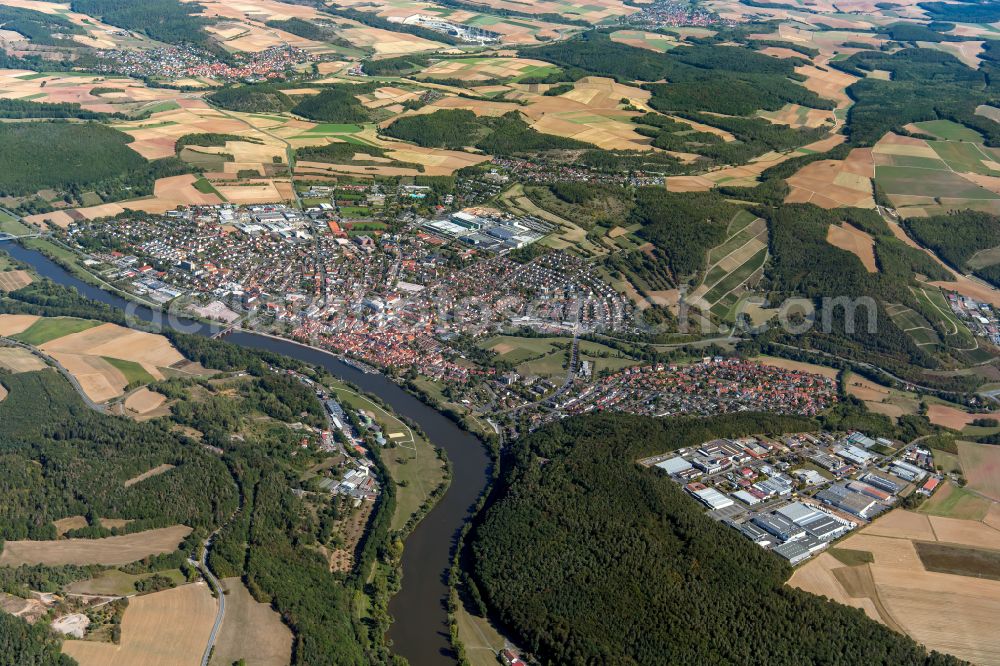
929;140;1000;176
912;119;984;142
703;247;768;305
876;165;1000;200
104;357;156;386
0;211;31;236
517;350;568;378
918;481;991;520
66;568;187;596
479;335;561;363
193;177;221;195
331;384;445;531
12;317;101;345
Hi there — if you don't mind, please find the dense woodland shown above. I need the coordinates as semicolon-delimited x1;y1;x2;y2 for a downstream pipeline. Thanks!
0;99;120;121
0;282;402;664
206;84;294;113
528;32;833;116
69;0;212;45
903;211;1000;271
0;123;189;209
470;412;961;666
384;109;592;154
291;87;370;123
0;6;83;46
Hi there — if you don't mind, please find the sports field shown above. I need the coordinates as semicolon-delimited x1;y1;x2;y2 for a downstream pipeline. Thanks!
0;525;192;566
63;583;217;666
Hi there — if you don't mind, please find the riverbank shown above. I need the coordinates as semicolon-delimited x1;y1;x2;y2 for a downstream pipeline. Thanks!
4;242;494;666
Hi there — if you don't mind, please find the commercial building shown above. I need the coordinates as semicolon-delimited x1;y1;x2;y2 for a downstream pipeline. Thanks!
690;486;734;510
656;456;693;475
752;513;805;542
815;483;879;518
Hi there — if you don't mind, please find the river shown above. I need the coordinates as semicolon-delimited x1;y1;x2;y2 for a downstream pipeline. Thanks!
4;242;491;666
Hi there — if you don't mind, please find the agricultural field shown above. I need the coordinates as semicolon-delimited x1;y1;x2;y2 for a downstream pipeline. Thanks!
0;269;33;291
825;222;877;272
789;508;1000;666
872;132;1000;217
958;440;1000;502
688;214;768;318
0;346;46;373
609;30;679;53
785;148;875;209
416;57;559;82
210;578;292;666
884;303;940;348
67;568;188;597
62;583;217;666
0;315;192;403
0;525;192;566
919;481;992;521
843;372;920;420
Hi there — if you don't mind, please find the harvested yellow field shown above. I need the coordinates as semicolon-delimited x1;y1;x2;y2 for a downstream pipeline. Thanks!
53;516;88;536
786;148;875;209
0;347;46;373
123;464;175;488
0;270;33;291
418;58;555;82
957;440;1000;502
210;578;293;666
0;525;192;566
0;314;39;336
791;508;1000;665
926;404;980;429
753;355;839;380
41;322;184;369
214;181;289;204
862;508;936;541
27;175;225;228
827;222;877;272
124;388;170;420
48;352;127;403
795;64;858;108
63;583;217;666
786;553;882;621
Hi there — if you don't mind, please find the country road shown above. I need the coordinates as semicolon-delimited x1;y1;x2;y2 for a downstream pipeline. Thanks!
0;338;107;412
198;534;226;666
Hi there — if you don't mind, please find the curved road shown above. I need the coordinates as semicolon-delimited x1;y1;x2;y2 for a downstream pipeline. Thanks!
198;534;226;666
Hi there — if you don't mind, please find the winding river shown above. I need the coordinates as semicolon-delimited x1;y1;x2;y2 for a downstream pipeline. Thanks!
4;242;491;666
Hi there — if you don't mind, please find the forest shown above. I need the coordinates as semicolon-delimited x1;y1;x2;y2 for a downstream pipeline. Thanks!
70;0;212;45
0;612;75;666
291;87;370;123
384;109;592;154
528;32;833;116
0;282;402;664
0;122;190;210
0;370;237;541
0;99;120;121
832;48;994;146
903;211;1000;271
631;188;740;278
206;84;294;114
0;6;83;46
470;412;961;666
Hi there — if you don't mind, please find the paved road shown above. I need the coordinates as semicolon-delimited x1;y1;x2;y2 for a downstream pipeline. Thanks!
198;535;226;666
0;338;107;412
